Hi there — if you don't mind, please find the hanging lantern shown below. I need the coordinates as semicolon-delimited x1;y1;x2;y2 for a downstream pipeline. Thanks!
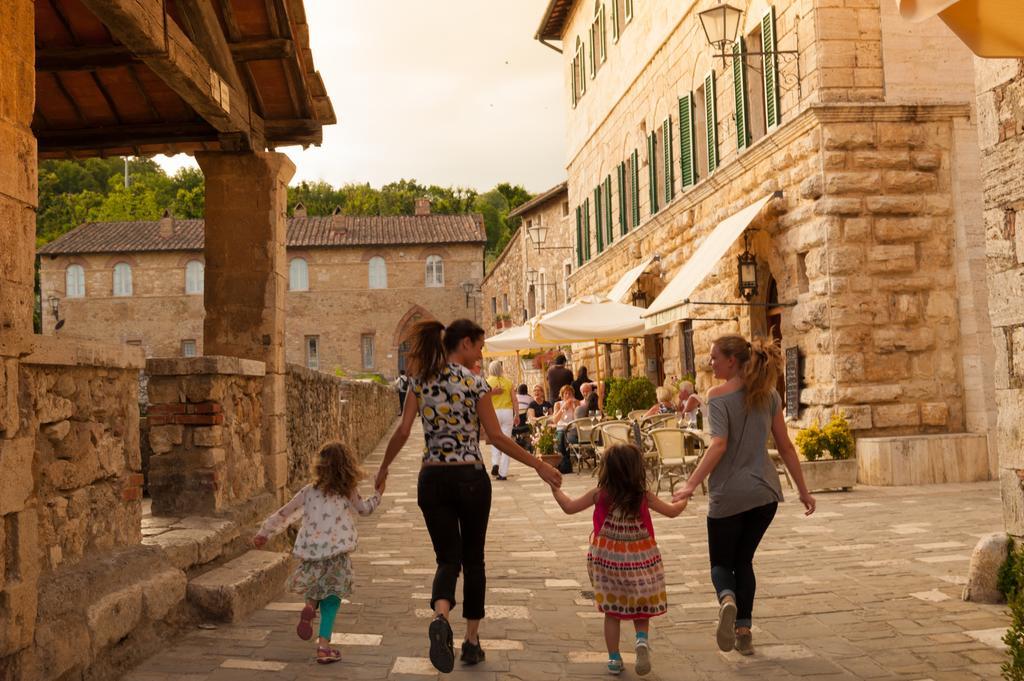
737;232;758;301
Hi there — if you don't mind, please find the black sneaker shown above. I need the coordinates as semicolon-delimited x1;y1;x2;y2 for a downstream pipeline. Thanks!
460;639;486;665
491;465;499;477
428;615;455;673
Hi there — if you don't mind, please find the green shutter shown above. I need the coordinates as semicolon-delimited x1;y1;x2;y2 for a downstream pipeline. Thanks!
663;117;674;204
705;71;719;174
580;44;586;95
733;41;749;150
575;205;583;266
762;7;780;128
648;132;659;215
584;197;591;260
589;25;596;77
599;5;607;62
679;94;696;188
594;185;604;253
604;175;613;244
611;0;619;41
617;162;627;235
571;58;578;108
626;148;634;227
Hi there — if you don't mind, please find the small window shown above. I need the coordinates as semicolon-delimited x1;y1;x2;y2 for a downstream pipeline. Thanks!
491;297;497;315
425;255;444;287
306;336;319;370
502;293;509;313
562;200;570;217
66;264;85;298
368;256;387;289
361;334;375;370
113;262;133;296
289;258;309;291
185;260;204;294
591;2;607;74
181;339;197;357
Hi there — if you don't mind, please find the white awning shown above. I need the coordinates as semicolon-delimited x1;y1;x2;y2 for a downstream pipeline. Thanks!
897;0;1024;57
643;192;779;331
532;295;647;343
606;255;657;303
483;324;550;356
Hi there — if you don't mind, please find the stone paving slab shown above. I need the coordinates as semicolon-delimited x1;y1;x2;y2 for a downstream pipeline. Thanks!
124;423;1010;680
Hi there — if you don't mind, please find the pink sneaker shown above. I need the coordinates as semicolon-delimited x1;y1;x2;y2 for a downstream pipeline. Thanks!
296;604;316;641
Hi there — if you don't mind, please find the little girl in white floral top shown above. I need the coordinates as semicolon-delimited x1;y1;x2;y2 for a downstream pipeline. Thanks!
253;441;382;664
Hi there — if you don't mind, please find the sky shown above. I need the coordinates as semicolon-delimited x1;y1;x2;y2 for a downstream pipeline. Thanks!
155;0;568;195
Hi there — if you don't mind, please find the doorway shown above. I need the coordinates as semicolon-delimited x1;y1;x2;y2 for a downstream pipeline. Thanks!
643;334;665;387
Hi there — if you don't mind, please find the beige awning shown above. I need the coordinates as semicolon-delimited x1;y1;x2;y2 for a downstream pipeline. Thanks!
606;255;657;303
897;0;1024;57
483;324;551;356
643;192;779;331
532;296;647;344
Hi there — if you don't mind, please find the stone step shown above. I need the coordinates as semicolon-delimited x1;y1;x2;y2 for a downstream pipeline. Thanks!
186;550;292;622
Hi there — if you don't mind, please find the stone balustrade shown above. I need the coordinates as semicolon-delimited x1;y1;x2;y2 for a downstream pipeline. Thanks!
146;357;266;516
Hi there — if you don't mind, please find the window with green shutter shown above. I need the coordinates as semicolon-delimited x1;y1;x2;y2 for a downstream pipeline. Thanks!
733;41;749;150
617;162;628;236
611;0;620;41
662;117;674;204
598;3;607;63
589;24;596;78
762;7;780;128
624;0;633;22
575;205;583;266
580;40;587;96
647;132;659;215
571;59;578;108
584;197;592;260
630;149;640;229
679;94;696;188
594;185;604;253
604;175;613;245
704;71;719;174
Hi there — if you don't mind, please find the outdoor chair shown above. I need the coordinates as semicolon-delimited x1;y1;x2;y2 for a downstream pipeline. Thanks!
648;427;707;494
627;409;649;421
565;417;600;473
594;420;632;467
638;412;675;431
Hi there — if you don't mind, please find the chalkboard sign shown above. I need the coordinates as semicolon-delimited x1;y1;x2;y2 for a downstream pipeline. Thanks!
785;346;801;419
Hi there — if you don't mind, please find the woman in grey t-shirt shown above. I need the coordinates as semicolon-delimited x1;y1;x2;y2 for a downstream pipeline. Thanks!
673;334;815;656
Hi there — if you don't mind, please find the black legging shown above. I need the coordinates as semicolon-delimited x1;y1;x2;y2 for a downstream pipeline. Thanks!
706;502;778;627
417;464;492;620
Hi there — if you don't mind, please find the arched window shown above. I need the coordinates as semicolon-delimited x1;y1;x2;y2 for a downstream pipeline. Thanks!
425;255;444;287
289;258;309;291
185;260;204;294
368;256;387;289
66;264;85;298
112;262;133;296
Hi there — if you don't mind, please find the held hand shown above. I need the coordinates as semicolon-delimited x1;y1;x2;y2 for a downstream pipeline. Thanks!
375;477;387;495
252;534;267;549
672;485;694;504
800;490;817;516
374;466;389;494
537;462;562;489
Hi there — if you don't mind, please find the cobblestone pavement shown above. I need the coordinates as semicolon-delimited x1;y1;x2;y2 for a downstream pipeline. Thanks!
125;424;1010;681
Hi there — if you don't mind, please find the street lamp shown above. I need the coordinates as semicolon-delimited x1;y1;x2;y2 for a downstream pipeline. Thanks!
525;269;538;285
698;1;743;55
461;281;477;307
737;232;758;301
526;223;573;254
48;296;65;330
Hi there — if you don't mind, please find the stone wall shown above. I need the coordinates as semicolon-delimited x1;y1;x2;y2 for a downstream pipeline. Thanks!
975;58;1024;533
146;357;266;516
285;364;397;494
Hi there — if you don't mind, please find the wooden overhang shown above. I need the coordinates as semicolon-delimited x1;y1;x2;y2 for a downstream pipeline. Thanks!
34;0;336;158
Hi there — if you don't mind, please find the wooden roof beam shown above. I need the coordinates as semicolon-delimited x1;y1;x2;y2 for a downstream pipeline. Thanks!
37;39;295;72
79;0;264;150
36;121;218;152
175;0;244;93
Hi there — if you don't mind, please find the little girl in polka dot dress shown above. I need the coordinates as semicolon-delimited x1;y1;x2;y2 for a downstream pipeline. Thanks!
549;443;687;676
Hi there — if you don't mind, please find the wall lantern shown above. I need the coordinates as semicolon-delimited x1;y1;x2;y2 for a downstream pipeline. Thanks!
525;269;538;285
698;1;744;55
527;223;573;254
48;296;65;330
631;289;648;308
461;281;477;307
737;232;758;301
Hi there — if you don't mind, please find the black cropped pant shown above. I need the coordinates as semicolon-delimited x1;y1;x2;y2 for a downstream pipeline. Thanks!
417;464;492;620
707;501;778;628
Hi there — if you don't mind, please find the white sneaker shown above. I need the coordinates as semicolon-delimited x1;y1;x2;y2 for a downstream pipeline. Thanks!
635;639;651;676
717;597;737;652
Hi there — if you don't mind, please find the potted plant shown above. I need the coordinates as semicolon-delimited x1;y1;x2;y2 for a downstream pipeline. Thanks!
532;423;561;468
794;412;857;491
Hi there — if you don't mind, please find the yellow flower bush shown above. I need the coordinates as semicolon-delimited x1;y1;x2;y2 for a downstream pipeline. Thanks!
795;412;855;461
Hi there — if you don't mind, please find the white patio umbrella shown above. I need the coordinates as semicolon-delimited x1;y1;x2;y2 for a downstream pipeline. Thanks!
531;296;648;407
483;323;553;389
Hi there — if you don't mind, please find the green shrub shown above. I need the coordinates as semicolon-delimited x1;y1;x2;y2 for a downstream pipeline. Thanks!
602;376;656;418
1003;538;1024;681
795;412;855;461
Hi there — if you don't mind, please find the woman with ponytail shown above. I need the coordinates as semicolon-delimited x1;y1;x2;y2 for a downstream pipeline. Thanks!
672;334;815;656
375;319;562;673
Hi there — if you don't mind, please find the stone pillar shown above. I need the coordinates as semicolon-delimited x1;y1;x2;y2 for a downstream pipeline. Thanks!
195;152;295;501
0;0;36;339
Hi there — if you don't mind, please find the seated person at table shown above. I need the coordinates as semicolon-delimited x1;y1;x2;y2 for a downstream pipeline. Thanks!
676;381;703;421
644;386;676;417
574;383;600;419
515;384;532;423
526;384;554;422
551;385;580;473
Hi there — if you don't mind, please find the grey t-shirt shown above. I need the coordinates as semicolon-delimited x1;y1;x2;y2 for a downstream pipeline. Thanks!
706;388;784;519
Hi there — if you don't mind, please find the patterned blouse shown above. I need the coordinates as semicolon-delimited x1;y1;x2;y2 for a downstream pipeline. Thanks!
257;484;381;560
411;362;491;463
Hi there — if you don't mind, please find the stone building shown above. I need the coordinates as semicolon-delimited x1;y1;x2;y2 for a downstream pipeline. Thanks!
37;204;486;379
534;0;995;482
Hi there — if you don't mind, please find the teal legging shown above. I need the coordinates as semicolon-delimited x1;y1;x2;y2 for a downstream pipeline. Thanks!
318;595;341;640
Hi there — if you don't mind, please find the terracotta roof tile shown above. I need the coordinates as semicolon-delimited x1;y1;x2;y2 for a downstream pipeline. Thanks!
38;214;487;255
